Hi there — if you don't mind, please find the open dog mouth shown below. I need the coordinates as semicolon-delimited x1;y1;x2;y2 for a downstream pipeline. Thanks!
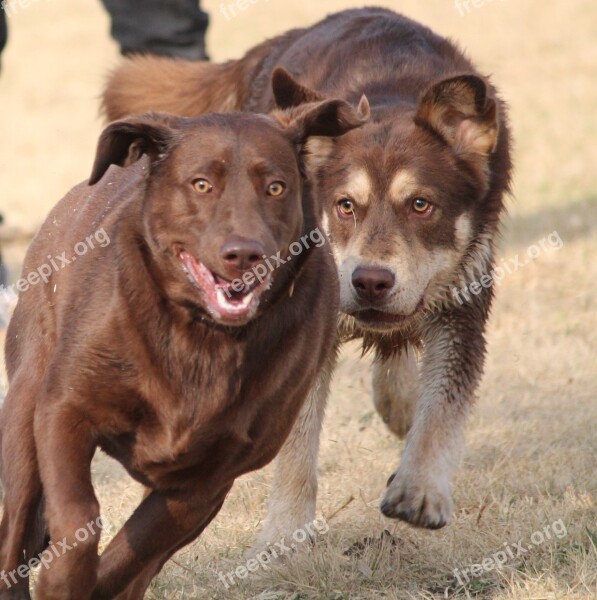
350;299;425;328
179;251;270;322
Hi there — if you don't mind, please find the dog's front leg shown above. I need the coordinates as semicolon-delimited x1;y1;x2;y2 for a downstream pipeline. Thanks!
91;485;230;600
247;350;338;557
33;404;100;600
381;305;488;529
0;376;47;600
372;345;420;439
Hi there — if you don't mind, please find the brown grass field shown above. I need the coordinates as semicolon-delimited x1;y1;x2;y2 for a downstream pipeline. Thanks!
0;0;596;598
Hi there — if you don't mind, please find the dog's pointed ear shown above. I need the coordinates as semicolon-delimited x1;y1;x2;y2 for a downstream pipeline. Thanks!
416;75;499;156
273;96;369;145
357;94;371;122
89;113;181;185
272;67;325;109
271;96;369;171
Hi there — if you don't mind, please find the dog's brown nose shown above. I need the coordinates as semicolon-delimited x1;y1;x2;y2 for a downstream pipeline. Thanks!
352;266;395;302
220;237;265;272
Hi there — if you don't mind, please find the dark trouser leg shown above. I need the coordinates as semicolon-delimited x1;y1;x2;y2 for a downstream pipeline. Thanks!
0;4;7;71
99;0;209;60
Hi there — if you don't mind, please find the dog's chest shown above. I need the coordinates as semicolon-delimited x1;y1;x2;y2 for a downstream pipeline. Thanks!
98;316;313;488
101;369;289;488
134;382;238;465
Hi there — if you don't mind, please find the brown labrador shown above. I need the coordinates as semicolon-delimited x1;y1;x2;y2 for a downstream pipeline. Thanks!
0;102;366;599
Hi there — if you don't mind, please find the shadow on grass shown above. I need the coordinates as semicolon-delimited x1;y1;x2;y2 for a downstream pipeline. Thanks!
502;195;597;251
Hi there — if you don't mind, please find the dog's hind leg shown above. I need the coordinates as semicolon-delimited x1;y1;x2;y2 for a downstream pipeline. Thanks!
247;349;338;557
372;346;420;439
0;381;47;599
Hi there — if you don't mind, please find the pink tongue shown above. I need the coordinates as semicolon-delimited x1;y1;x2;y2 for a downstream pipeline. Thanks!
180;251;218;295
179;251;253;320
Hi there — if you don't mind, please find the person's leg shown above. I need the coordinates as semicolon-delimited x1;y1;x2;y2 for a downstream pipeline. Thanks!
0;3;8;71
100;0;209;60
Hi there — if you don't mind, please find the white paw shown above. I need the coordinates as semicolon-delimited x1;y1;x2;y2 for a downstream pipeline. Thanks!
380;463;453;529
245;508;316;559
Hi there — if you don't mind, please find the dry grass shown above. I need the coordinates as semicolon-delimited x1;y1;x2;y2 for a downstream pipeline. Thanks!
1;0;596;598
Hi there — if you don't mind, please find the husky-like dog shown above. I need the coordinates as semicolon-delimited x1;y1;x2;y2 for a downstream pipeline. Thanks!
103;7;512;549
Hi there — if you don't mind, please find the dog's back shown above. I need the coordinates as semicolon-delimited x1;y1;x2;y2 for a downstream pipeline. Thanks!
105;9;474;121
4;162;142;382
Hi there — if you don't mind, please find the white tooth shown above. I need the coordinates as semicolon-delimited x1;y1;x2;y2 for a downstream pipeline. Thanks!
214;288;255;313
216;289;230;309
241;292;254;306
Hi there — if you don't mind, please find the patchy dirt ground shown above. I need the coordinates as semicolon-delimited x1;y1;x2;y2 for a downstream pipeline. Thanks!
0;0;595;598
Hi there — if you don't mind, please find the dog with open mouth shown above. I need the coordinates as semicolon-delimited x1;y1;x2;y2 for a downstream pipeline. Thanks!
102;7;513;552
0;101;367;599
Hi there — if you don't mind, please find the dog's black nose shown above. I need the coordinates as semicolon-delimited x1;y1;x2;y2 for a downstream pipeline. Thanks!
220;237;265;272
352;266;395;302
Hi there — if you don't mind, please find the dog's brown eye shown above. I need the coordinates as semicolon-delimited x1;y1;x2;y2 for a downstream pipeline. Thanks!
412;198;432;214
337;198;355;218
192;178;213;194
267;182;286;197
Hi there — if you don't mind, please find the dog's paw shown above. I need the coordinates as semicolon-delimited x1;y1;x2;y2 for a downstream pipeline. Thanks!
380;465;453;529
245;527;282;560
245;513;314;560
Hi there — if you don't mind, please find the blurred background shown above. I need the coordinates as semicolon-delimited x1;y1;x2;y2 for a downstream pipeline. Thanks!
0;1;595;598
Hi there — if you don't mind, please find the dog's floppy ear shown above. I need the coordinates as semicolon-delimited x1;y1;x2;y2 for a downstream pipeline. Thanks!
89;113;181;185
416;75;499;156
272;67;325;109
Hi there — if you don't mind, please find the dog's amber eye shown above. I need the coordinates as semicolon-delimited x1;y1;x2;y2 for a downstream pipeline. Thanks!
337;198;355;218
412;198;432;214
192;178;213;194
267;182;286;197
